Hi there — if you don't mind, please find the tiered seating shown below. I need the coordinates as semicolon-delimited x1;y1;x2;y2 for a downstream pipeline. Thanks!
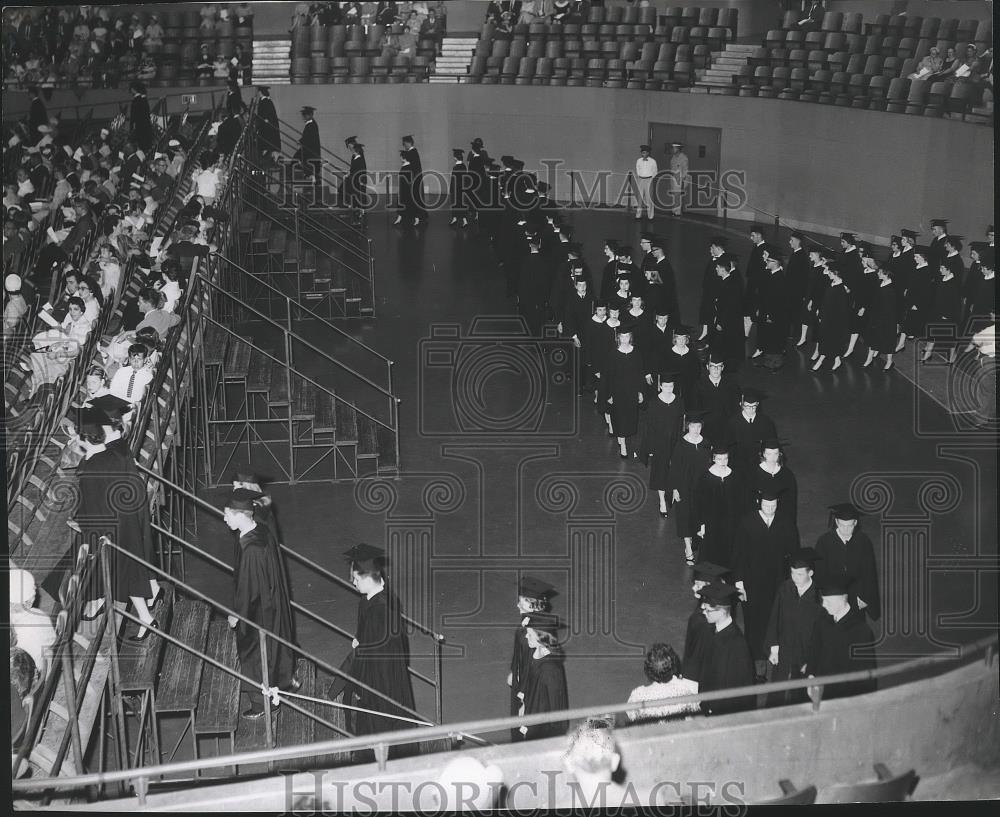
289;21;433;84
468;6;737;90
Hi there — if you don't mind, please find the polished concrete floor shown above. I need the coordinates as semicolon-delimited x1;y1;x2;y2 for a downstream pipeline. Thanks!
189;204;998;743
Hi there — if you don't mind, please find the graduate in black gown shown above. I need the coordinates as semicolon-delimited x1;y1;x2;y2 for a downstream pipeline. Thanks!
694;443;745;568
255;86;280;161
583;301;609;397
786;232;812;348
642;310;677;389
599;240;620;303
697;582;756;715
333;544;417;759
764;547;825;707
800;247;830;350
562;275;595;389
710;254;746;371
751;247;791;372
732;491;800;676
224;491;297;718
698;236;728;342
682;561;731;683
663;325;701;402
128;81;154;152
395;135;426;227
811;263;850;371
862;265;900;371
921;256;963;364
516;613;569;741
517;231;550;337
962;243;996;332
813;503;881;622
466;137;488;219
668;411;713;563
508;577;556;742
743;226;768;335
345;140;368;226
899;247;936;351
603;321;646;458
724;387;778;477
689;352;741;445
294;106;321;197
844;246;880;359
750;438;798;523
448;148;469;227
807;579;877;700
75;406;160;637
638;371;685;517
593;304;621;413
838;232;864;293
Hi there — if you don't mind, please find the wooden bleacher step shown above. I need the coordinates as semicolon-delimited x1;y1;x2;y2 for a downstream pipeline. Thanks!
222;336;253;382
238;211;255;239
267;361;290;406
246;348;274;394
267;227;287;259
334;402;358;445
291;377;317;420
118;584;176;689
251;219;272;253
375;424;398;472
203;323;229;368
194;618;240;775
273;658;319;772
356;414;378;459
313;391;336;435
301;247;317;273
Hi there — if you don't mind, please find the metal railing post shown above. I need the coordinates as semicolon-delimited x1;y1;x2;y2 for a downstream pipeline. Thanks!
435;637;444;725
259;630;275;747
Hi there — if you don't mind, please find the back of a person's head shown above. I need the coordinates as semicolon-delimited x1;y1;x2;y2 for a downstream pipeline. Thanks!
563;718;620;776
10;647;37;696
430;756;504;812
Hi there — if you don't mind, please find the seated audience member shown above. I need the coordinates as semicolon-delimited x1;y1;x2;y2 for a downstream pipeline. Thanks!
155;262;182;312
79;364;111;405
908;47;943;80
135;287;180;338
9;569;56;679
76;275;102;324
626;643;699;721
10;645;37;753
419;7;443;54
109;342;154;405
3;273;29;335
555;718;636;809
197;44;215;78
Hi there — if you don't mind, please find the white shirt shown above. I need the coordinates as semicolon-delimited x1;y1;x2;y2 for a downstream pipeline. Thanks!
110;364;153;404
635;156;658;178
195;168;219;199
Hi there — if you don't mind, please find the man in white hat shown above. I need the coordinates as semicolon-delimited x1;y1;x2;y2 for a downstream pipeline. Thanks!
667;142;689;216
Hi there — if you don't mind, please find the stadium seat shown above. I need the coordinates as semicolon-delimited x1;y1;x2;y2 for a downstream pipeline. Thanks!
587;6;604;23
845;34;865;54
884;76;910;111
845;54;865;74
510;38;528;58
681;7;700;27
771;67;791;91
622;6;639;25
614;24;634;42
550;57;569;85
562;23;581;38
370;56;391;82
956;19;979;42
527;40;545;59
762;780;818;806
467;56;486;83
770;47;790;68
937;19;958;41
808;49;829;71
789;67;809;92
620;42;639;62
945;82;975;119
863;35;882;57
499;56;520;84
903;79;929;114
821;12;844;32
564;39;582;56
528;22;547;41
515;57;536;85
718;8;738;37
899;58;917;78
817;765;919;804
867;14;891;37
863;55;884;76
918;18;941;40
582;39;602;59
672;61;693;86
580;23;598;38
605;4;622;23
785;29;804;47
973;19;992;47
781;11;799;30
348;56;370;82
765;29;786;49
805;31;826;49
824;33;847;52
706;27;728;51
882;57;903;77
545;40;563;59
787;49;808;70
808;70;833;92
912;40;932;62
692;45;711;70
597;23;615;40
585;58;607;86
748;47;770;68
566;57;586;86
671;27;689;44
698;8;718;27
753;66;773;87
601;41;619;61
897;38;916;59
491;39;509;58
606;59;627;88
739;83;759;97
828;52;848;73
841;13;863;35
639;42;658;63
639;6;658;27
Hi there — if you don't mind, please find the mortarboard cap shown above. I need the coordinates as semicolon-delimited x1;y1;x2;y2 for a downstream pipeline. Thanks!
671;324;692;336
819;577;851;597
710;441;732;455
658;370;679;384
760;437;783;450
604;237;620;247
840;232;857;243
685;409;708;423
452;148;465;159
593;298;609;309
788;547;822;569
537;181;550;193
230;486;265;504
708;235;728;247
344;543;386;569
829;502;861;521
500;154;514;165
901;228;919;240
978;248;995;269
943;235;964;250
640;231;655;241
649;236;666;250
522;612;564;635
518;576;557;600
749;223;767;235
511;159;525;171
90;394;131;418
930;219;949;228
345;135;358;145
257;85;270;93
224;489;261;511
758;488;783;502
300;106;315;116
741;387;764;404
692;561;731;581
670;142;684;148
912;245;932;259
471;137;484;148
970;241;988;255
790;231;806;241
707;351;726;365
699;582;740;606
402;134;414;142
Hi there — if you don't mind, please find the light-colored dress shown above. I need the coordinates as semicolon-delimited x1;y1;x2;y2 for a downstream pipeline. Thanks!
626;677;700;720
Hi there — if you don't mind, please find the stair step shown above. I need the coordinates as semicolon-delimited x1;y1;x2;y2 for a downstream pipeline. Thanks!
118;585;175;689
334;401;358;444
194;618;239;738
252;219;272;248
273;658;319;772
223;336;253;381
204;322;229;367
247;348;274;393
155;598;210;715
267;360;290;405
238;210;256;234
356;414;378;458
268;227;287;255
291;376;317;419
375;424;398;471
314;391;336;433
301;247;317;273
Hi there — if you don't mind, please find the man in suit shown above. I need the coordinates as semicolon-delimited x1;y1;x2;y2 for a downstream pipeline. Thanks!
294;105;322;202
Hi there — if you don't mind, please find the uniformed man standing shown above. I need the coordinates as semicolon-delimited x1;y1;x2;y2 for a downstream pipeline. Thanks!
667;142;689;216
634;144;657;221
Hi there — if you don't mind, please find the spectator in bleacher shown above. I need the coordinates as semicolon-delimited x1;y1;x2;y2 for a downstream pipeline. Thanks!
419;7;443;55
429;757;504;812
128;81;153;153
197;43;214;79
797;0;824;32
3;219;25;268
230;43;252;86
233;3;254;26
626;642;699;721
194;153;223;205
144;14;164;47
154;260;183;312
908;47;943;81
10;645;37;754
486;1;522;26
556;718;633;808
3;273;28;335
213;53;230;81
9;568;57;678
376;2;399;26
200;4;220;32
109;342;153;405
551;0;572;25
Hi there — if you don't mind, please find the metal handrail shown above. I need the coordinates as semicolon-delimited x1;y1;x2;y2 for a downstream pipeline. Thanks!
12;633;999;795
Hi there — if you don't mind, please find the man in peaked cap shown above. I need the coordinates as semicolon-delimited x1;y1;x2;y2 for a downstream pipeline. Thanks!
812;503;880;621
667;142;689;216
634;144;657;221
764;547;825;706
224;489;298;718
697;581;756;714
806;577;877;701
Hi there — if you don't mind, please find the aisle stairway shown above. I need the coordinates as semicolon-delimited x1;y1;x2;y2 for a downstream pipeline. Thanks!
252;39;293;85
429;35;478;83
694;42;756;93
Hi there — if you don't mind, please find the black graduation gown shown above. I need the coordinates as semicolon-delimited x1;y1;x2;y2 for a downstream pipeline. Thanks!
744;241;767;318
764;579;824;706
216;115;242;157
807;606;877;699
449;159;468;214
466;149;487;211
682;600;714;683
689;373;741;445
226;88;245;117
344;586;416;745
850;270;879;334
129;93;154;152
509;626;531;717
664;346;701;402
710;273;745;369
76;439;156;603
234;525;296;698
592;320;620;394
694;467;745;568
814;529;881;620
927;274;962;340
346;151;368;209
642;323;673;380
964;272;996;328
888;248;915;323
724;410;778;476
520;652;569;740
755;268;791;353
732;511;800;659
786;248;811;326
929;234;949;271
902;263;936;336
667;436;712;537
699;620;756;715
398;146;426;219
562;291;594;344
583;315;609;379
638;395;685;489
804;263;829;329
863;282;899;354
749;464;798;523
839;247;863;293
604;346;646;438
599;259;619;303
818;282;851;357
256;96;280;154
698;255;723;326
653;257;680;321
517;250;551;336
296;118;321;167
